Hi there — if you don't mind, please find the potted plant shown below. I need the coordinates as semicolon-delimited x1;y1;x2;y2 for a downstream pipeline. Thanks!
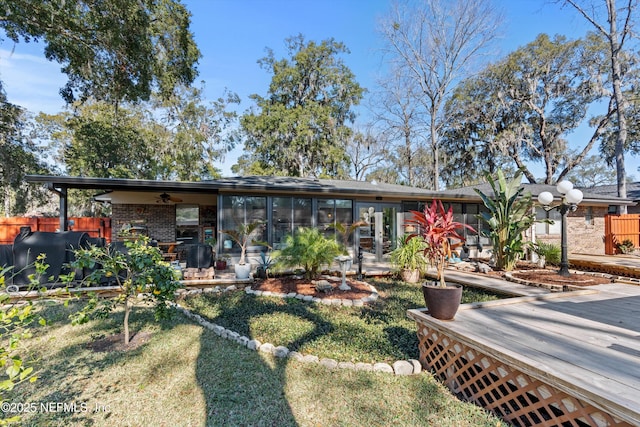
255;251;276;279
390;234;428;283
408;199;476;320
214;254;229;270
219;220;264;279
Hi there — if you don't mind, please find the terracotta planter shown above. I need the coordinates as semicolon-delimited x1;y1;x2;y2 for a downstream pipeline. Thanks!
401;268;421;283
422;282;463;320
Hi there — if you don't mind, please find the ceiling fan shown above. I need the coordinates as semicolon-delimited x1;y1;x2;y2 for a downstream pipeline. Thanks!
156;192;183;204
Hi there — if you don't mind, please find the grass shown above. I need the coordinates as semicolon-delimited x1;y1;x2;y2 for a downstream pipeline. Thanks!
3;302;505;427
2;279;507;426
182;277;504;363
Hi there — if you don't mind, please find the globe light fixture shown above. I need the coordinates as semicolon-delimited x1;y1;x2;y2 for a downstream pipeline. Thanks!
537;181;583;277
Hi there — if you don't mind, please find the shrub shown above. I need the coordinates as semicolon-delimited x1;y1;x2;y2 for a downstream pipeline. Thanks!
533;242;561;266
274;228;343;279
616;239;635;254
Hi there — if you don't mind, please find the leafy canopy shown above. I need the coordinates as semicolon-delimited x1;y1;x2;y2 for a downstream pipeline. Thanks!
0;0;200;104
238;34;364;178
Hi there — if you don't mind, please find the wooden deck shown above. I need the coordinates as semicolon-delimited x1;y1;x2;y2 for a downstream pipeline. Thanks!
408;281;640;426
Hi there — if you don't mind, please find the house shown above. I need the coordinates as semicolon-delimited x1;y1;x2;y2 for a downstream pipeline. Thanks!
25;175;635;262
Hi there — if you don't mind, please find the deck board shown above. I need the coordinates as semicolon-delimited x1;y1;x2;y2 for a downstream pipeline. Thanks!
408;282;640;425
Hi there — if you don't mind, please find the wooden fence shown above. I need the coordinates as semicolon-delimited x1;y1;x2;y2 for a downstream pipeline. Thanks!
0;217;112;245
604;214;640;254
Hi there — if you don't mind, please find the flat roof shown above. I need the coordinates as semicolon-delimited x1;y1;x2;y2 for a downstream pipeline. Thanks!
25;175;635;206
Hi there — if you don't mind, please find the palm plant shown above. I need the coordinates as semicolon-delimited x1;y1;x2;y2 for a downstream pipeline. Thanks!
390;234;428;279
474;170;538;271
219;220;264;265
408;199;475;287
274;227;342;279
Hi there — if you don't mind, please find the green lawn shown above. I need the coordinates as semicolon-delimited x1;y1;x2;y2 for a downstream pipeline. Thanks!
2;279;507;426
182;277;504;363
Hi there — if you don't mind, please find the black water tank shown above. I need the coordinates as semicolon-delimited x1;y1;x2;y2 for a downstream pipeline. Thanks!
13;229;92;287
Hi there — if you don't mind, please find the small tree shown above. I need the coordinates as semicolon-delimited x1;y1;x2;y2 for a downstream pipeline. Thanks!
219;220;265;265
274;228;343;279
1;256;50;425
474;170;538;271
69;236;181;345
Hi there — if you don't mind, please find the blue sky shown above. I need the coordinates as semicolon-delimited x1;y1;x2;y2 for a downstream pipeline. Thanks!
1;0;634;179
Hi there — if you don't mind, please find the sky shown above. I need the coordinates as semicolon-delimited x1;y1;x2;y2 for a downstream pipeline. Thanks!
0;0;636;180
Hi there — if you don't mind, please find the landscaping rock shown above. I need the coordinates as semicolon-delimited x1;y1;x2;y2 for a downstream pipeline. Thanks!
338;362;356;370
273;346;289;358
320;358;338;369
313;280;334;292
392;360;414;376
259;343;275;354
247;339;262;351
355;362;373;371
237;336;250;347
288;351;304;361
373;363;394;373
409;359;422;374
476;262;492;274
302;354;319;364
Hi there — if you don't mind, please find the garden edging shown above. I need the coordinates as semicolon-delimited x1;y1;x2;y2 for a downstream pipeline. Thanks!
172;285;422;376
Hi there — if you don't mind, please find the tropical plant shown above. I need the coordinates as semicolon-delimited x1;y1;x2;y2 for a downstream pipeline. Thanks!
68;235;182;345
329;220;368;250
390;234;428;273
532;242;561;266
274;227;343;279
474;170;538;271
256;251;276;278
616;238;635;254
219;220;265;265
407;200;476;287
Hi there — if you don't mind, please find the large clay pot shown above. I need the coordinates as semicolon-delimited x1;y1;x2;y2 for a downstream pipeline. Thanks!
234;263;252;279
422;282;463;320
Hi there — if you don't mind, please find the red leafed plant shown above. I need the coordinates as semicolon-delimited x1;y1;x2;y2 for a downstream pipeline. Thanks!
407;199;476;287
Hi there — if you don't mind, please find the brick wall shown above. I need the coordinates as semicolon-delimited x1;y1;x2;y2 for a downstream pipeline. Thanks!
536;206;606;254
111;204;176;242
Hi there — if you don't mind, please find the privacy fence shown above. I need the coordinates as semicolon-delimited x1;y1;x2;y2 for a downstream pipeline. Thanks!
0;217;112;245
604;214;640;255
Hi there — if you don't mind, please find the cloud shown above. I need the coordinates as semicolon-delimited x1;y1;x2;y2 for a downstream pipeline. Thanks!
0;48;66;114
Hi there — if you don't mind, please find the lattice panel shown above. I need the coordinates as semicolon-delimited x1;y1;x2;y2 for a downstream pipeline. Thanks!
415;323;632;427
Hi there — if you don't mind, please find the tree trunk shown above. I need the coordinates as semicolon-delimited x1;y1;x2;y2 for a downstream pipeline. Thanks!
607;0;628;212
124;299;131;345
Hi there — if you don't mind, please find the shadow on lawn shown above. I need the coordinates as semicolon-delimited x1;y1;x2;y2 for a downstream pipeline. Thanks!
192;291;339;426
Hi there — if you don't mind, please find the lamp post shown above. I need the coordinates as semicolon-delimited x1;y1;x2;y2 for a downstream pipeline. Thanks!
537;181;583;277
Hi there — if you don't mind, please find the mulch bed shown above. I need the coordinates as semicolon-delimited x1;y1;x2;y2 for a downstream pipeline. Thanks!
252;276;375;300
509;270;612;286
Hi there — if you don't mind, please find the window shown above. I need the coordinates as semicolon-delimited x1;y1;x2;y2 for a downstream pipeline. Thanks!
220;196;267;253
317;199;353;240
176;205;199;244
585;206;594;225
535;207;561;235
272;197;312;248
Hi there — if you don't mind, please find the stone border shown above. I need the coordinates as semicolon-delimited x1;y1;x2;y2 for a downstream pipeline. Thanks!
503;270;615;292
177;278;381;307
173;284;422;376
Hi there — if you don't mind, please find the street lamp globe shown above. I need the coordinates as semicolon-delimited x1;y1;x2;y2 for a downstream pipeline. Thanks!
537;191;554;206
556;181;574;195
565;188;583;205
